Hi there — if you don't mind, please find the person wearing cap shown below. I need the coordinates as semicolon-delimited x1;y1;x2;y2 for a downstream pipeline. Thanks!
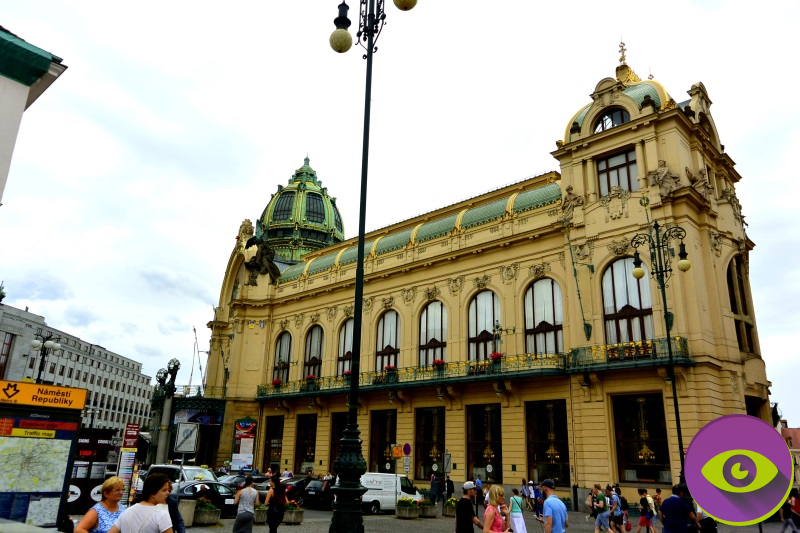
457;481;484;533
537;479;568;533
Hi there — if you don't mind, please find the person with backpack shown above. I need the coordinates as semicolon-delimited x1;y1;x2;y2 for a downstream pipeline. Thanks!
609;486;624;533
614;487;630;532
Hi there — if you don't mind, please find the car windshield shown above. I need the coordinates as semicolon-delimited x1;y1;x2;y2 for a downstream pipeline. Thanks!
184;467;217;482
307;480;324;489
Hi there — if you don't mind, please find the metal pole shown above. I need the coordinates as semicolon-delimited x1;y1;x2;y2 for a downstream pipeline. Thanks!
330;1;374;531
35;345;48;384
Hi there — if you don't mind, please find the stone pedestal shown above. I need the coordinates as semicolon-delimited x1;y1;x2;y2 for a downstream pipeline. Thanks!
419;505;437;518
396;506;420;519
443;506;456;517
283;509;304;524
178;499;196;527
254;508;267;523
193;508;221;526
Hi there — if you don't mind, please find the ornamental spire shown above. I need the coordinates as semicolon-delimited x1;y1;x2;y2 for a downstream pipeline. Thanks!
619;40;627;64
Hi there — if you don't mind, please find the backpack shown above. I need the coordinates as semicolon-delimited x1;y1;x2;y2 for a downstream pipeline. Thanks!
619;495;629;511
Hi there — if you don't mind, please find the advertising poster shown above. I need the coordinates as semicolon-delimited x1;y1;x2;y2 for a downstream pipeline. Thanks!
232;417;257;470
117;423;139;510
0;380;85;527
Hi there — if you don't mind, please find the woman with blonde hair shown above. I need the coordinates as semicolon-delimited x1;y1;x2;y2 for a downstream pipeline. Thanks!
483;484;511;533
108;473;173;533
75;476;125;533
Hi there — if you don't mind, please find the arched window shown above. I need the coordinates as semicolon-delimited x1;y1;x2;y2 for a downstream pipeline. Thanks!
727;255;757;353
304;325;323;378
337;318;354;376
273;332;292;384
468;290;501;361
594;108;630;133
305;193;325;224
602;258;654;344
376;310;400;370
273;192;295;221
524;279;564;355
419;301;448;366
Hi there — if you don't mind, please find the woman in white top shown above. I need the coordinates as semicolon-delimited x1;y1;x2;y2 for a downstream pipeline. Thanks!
109;473;173;533
233;475;260;533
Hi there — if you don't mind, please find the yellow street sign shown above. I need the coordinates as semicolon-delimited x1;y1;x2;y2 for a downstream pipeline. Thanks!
11;428;56;438
0;380;86;409
392;445;403;459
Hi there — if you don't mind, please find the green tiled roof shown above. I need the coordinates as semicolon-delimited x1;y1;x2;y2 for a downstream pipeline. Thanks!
0;30;61;86
375;228;413;256
623;83;662;109
513;183;562;214
306;252;338;276
340;241;375;265
572;104;591;129
415;214;459;244
278;262;307;283
461;197;509;229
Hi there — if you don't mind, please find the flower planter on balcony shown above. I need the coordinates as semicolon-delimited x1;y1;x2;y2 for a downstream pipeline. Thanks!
283;509;304;524
396;506;420;519
193;508;221;526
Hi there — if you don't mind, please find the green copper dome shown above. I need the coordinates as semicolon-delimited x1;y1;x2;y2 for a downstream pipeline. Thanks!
256;157;345;261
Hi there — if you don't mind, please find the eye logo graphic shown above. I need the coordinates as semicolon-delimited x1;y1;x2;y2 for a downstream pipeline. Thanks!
686;414;794;526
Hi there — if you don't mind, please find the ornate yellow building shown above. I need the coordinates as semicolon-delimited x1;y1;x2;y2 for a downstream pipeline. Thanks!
204;55;769;497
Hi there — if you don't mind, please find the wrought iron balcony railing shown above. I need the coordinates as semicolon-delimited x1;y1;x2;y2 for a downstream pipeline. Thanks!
173;385;226;399
566;336;692;371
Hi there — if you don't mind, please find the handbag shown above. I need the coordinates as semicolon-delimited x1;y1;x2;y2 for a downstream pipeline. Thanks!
625;521;632;531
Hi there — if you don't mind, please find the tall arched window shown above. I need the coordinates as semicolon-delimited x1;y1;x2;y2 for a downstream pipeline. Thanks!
524;279;564;355
338;318;354;376
468;290;501;361
727;255;757;353
273;332;292;383
304;325;323;378
602;258;654;344
376;310;400;370
419;301;448;366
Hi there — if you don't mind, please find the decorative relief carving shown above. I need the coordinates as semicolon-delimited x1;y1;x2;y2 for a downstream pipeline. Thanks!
423;286;441;300
343;305;354;317
363;297;374;313
599;186;632;222
686;167;713;201
327;306;338;321
572;241;594;262
447;276;465;295
607;239;630;256
294;313;305;327
731;371;739;394
720;188;744;224
279;319;289;331
382;296;395;309
473;275;491;290
309;312;320;324
709;231;722;256
499;263;519;282
401;287;416;304
236;219;254;252
648;160;682;199
528;262;552;280
558;252;566;269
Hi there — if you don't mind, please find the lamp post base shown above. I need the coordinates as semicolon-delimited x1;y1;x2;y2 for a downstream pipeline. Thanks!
329;424;367;533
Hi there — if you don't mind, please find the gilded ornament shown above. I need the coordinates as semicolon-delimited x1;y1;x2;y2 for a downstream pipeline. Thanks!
607;239;629;256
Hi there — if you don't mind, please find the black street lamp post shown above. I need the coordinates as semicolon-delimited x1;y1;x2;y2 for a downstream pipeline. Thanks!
328;1;416;531
629;196;692;504
30;332;61;384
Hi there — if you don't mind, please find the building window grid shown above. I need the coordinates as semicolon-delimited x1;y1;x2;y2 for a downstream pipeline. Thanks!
273;332;292;383
594;108;631;133
597;149;639;197
337;319;353;376
727;255;757;353
305;193;326;224
524;279;564;355
376;310;400;370
602;258;654;344
303;326;323;378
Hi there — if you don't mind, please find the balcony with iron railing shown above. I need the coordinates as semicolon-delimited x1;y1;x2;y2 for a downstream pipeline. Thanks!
255;336;692;400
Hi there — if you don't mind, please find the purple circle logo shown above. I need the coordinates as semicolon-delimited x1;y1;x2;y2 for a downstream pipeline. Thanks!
685;414;794;525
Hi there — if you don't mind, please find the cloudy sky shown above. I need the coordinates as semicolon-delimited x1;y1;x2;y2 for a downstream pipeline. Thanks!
2;1;798;424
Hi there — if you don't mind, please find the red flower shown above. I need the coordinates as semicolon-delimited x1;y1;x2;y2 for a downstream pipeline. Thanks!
384;365;396;371
433;359;446;366
306;374;317;380
342;370;352;376
490;352;503;361
272;378;282;386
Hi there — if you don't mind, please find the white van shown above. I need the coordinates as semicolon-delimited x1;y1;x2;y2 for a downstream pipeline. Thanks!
360;473;423;514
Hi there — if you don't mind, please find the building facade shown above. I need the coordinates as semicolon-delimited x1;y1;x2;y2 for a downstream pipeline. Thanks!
204;57;770;494
0;303;153;436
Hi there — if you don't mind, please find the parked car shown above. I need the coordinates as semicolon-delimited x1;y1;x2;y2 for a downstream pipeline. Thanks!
173;480;238;518
147;464;218;484
218;474;269;490
284;476;315;503
301;478;336;509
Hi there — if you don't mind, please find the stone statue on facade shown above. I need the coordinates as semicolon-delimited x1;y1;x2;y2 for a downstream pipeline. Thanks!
245;235;282;284
648;160;681;199
559;185;585;221
686;167;713;200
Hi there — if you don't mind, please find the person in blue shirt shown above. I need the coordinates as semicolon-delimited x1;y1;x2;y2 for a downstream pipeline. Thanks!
609;486;624;533
537;479;568;533
658;485;697;533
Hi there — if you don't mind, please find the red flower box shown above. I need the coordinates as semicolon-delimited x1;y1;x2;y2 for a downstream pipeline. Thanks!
272;378;282;386
490;352;503;361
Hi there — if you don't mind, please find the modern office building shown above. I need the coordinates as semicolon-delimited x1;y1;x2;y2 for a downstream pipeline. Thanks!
201;55;770;493
0;303;152;436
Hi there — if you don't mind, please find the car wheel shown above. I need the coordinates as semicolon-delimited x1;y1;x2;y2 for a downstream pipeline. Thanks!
369;501;380;515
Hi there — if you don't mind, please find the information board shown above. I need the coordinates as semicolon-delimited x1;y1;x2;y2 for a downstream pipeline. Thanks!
0;381;83;528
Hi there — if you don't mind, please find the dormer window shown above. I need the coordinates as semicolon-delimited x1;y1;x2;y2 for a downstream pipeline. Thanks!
594;108;630;133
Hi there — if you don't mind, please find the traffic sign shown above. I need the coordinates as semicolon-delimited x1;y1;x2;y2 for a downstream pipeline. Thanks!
403;443;411;456
392;445;403;459
175;422;199;453
443;453;452;473
0;380;86;410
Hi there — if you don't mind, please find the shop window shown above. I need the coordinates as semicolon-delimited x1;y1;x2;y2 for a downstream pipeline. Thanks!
612;394;670;483
524;279;564;355
415;407;445;480
295;413;317;475
468;290;501;361
602;258;654;344
467;403;502;483
419;301;447;366
525;400;569;484
369;409;396;473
